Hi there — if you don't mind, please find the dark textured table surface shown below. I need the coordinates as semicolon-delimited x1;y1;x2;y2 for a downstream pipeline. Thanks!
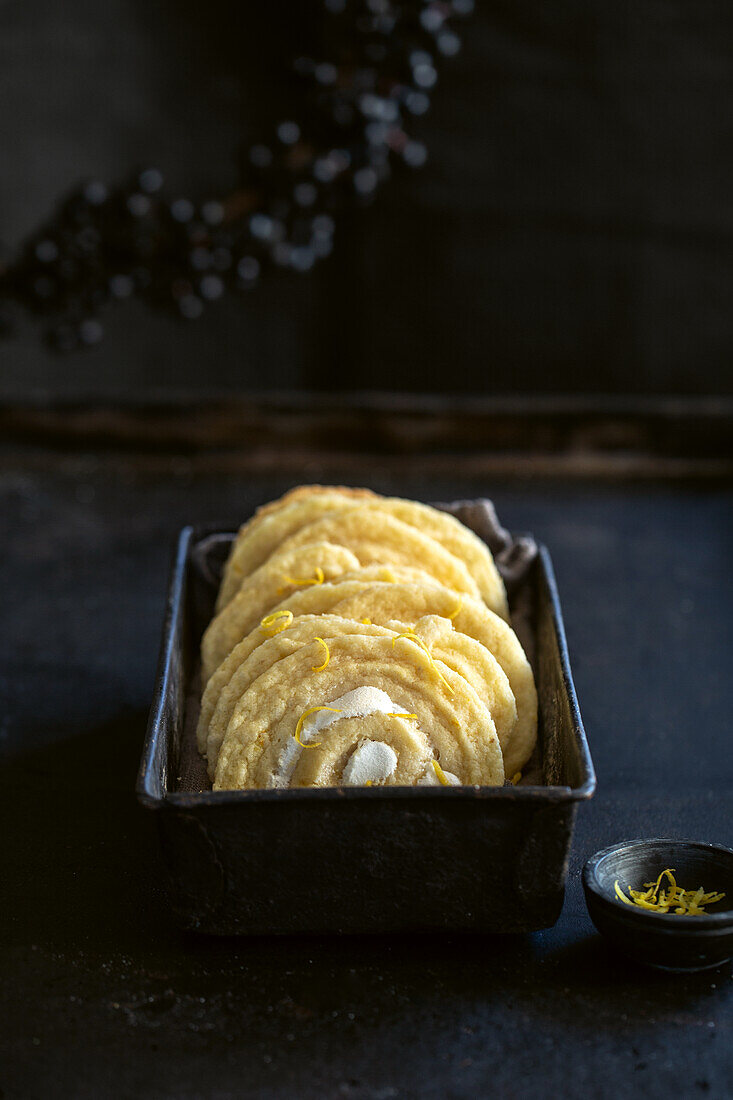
2;444;732;1099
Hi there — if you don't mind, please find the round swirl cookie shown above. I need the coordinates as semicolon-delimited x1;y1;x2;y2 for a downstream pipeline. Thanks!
198;612;518;780
213;634;505;790
256;579;537;777
198;614;394;778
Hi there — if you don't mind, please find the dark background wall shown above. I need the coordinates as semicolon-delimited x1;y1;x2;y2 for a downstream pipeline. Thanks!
1;0;731;400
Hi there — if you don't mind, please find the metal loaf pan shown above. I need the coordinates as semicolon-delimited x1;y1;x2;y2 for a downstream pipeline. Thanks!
137;519;595;935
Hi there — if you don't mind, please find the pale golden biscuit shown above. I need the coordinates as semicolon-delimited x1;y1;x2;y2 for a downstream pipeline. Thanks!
214;634;505;790
197;577;433;753
330;585;537;776
201;561;436;684
199;614;395;777
199;610;520;778
253;575;424;621
200;541;360;682
271;511;482;598
254;578;535;770
395;614;521;776
247;484;380;523
216;489;398;608
216;486;508;617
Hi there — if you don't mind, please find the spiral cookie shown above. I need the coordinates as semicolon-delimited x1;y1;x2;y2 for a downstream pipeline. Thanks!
198;614;395;778
255;579;537;775
330;585;537;777
198;611;518;780
217;486;509;617
213;634;505;790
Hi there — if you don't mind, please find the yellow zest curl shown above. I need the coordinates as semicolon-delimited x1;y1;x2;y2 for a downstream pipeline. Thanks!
614;868;726;915
511;771;522;785
432;760;450;786
311;637;330;671
380;568;396;582
279;566;325;594
385;712;418;719
361;617;372;625
260;609;293;635
614;881;633;906
392;631;454;695
447;598;463;621
293;706;343;749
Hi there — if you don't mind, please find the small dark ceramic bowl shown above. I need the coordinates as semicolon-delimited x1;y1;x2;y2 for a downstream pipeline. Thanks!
583;839;733;972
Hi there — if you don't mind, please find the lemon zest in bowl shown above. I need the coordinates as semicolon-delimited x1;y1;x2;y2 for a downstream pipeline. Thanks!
614;868;726;915
392;631;454;694
311;637;330;671
432;760;450;786
260;609;293;635
293;705;343;749
279;566;325;593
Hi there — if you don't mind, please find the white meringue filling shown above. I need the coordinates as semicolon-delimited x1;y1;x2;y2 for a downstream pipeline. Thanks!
418;764;460;786
271;686;414;788
308;687;413;733
342;740;398;786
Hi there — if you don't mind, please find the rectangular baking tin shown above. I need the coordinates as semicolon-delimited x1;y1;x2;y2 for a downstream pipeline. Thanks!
137;524;595;935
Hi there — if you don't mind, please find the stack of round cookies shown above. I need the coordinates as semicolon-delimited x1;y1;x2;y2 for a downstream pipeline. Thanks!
198;486;537;791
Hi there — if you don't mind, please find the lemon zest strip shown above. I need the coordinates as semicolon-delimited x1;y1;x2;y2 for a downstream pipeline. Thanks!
614;868;725;915
511;771;522;785
311;637;330;671
260;609;293;635
279;566;325;594
614;881;634;906
432;760;450;786
385;712;418;719
380;568;396;582
447;598;463;621
361;617;372;625
392;631;454;695
293;705;343;749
